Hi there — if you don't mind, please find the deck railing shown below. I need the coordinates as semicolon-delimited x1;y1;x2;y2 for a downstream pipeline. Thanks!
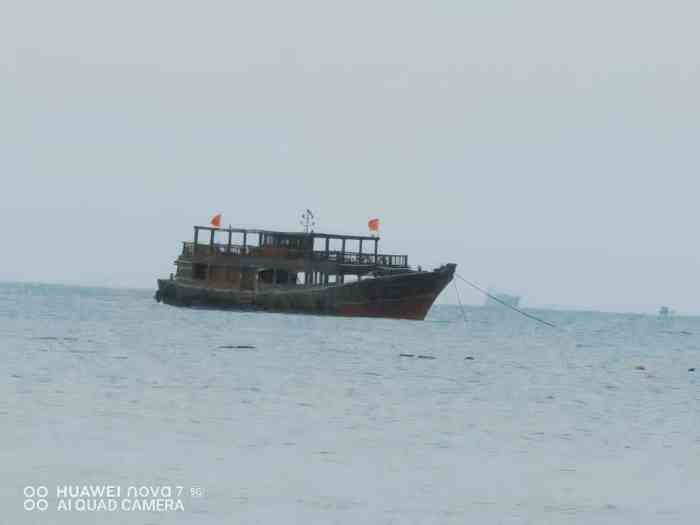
315;250;408;267
183;242;251;257
182;242;408;268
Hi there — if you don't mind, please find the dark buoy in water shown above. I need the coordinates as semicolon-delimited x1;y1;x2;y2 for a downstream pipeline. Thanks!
635;365;646;371
417;355;436;360
689;367;696;372
399;353;415;358
464;356;474;360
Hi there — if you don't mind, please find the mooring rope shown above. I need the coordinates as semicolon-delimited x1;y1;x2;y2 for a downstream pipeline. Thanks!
454;273;557;329
452;279;468;325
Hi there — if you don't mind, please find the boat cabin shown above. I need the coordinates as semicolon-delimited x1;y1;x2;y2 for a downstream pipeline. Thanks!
174;225;410;290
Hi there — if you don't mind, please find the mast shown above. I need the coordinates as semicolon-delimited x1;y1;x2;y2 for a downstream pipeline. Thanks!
300;209;316;233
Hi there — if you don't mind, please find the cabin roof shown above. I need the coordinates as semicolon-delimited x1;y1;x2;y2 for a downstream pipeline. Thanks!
194;225;379;242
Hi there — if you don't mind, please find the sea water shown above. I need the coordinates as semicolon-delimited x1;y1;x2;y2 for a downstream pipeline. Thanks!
1;282;699;524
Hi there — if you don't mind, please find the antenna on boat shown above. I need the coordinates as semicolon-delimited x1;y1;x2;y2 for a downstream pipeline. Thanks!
300;209;316;233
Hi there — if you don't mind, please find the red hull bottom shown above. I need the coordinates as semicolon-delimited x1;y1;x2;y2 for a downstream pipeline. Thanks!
336;295;436;320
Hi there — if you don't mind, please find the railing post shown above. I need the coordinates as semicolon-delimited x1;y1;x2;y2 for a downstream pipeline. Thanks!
227;229;232;254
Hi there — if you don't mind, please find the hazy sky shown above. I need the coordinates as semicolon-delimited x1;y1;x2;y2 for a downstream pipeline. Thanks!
2;0;698;313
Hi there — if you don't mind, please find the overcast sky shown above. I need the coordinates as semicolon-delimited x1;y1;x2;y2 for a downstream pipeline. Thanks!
1;0;698;313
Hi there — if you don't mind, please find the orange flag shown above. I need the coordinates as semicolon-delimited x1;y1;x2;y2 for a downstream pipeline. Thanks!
368;218;380;232
211;214;222;228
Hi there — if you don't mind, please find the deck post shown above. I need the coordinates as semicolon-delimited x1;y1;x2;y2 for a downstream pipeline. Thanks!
209;229;215;254
341;239;346;263
227;229;232;253
374;239;378;265
243;232;247;248
193;227;199;255
359;239;363;259
325;237;329;259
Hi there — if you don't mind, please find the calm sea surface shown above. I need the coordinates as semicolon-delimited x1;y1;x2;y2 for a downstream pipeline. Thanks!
2;282;699;524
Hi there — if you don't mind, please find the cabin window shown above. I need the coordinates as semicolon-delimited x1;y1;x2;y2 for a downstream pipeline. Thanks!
193;264;207;280
258;269;273;284
258;269;297;285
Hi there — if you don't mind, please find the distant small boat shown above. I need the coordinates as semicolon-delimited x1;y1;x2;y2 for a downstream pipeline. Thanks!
484;290;521;308
658;306;674;317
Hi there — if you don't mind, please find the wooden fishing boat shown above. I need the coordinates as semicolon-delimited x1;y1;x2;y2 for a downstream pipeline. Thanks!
155;223;456;320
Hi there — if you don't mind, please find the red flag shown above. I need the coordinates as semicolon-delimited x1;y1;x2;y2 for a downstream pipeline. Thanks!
368;218;380;232
211;214;222;228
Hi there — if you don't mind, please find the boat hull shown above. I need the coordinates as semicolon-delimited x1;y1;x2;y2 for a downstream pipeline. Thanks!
156;264;456;320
